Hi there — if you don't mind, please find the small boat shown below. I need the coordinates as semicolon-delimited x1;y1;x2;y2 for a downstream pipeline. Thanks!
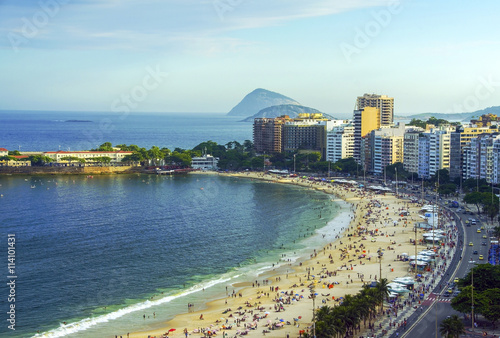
156;168;175;175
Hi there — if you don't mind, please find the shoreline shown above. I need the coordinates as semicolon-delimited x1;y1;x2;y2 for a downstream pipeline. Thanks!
123;172;429;338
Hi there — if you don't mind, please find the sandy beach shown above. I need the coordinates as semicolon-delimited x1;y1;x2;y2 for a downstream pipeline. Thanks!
124;172;444;338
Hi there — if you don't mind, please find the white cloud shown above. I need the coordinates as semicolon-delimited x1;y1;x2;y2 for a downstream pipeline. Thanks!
0;0;395;52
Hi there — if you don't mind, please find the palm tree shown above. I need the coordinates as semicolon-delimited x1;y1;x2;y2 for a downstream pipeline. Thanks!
375;278;390;312
358;288;379;327
439;314;465;337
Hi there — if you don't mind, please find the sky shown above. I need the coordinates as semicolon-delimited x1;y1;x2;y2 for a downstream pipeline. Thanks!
1;0;499;117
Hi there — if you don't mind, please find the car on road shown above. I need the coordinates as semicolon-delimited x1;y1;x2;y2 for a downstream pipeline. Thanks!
469;242;474;246
473;250;478;254
482;242;487;246
453;290;460;297
481;225;485;230
477;229;481;233
483;235;487;239
454;277;459;283
479;255;484;260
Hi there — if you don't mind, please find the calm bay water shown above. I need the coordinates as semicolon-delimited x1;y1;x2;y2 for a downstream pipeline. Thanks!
0;110;253;151
0;111;351;337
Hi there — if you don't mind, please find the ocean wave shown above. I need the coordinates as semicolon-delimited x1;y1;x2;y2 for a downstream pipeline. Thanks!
32;275;233;338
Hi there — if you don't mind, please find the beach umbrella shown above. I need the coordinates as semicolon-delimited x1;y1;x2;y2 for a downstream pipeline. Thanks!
279;319;284;322
168;328;176;332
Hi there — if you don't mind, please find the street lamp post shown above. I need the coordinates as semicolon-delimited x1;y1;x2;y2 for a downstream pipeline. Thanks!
414;223;418;278
377;247;383;280
363;164;366;187
293;154;296;174
395;167;398;196
310;287;316;338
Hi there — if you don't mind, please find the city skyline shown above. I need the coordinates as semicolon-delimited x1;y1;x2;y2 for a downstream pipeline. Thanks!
1;0;499;116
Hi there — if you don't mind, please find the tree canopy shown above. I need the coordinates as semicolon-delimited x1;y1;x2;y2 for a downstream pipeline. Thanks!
452;265;500;327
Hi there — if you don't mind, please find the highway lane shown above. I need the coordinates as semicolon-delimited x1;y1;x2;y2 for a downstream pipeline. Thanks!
397;204;492;337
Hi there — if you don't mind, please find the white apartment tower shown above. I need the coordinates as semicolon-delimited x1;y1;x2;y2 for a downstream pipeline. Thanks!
326;124;354;163
403;129;423;174
417;128;452;179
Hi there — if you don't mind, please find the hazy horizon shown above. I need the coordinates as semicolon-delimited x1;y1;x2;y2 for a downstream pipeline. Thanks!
0;106;495;120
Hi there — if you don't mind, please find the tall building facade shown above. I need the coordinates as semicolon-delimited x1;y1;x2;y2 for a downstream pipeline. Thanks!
326;125;354;163
253;116;291;154
449;125;497;179
282;118;327;157
353;106;381;164
417;128;452;179
365;123;405;174
403;129;423;174
356;94;394;126
463;133;500;183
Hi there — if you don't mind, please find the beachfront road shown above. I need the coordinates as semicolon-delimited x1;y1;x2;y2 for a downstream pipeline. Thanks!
396;203;491;337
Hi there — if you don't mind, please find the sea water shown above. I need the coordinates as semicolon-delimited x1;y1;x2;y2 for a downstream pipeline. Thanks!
0;110;253;151
0;174;352;337
0;110;352;337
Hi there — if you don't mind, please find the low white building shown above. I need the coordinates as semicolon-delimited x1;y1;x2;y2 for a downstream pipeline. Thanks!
0;148;8;157
191;154;219;170
44;150;133;164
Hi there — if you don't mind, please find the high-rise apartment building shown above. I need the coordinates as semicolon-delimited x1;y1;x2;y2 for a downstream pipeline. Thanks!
449;125;497;179
326;124;354;163
353;106;381;163
253;116;291;154
403;129;424;174
356;94;394;126
365;123;405;174
417;127;452;179
282;115;328;158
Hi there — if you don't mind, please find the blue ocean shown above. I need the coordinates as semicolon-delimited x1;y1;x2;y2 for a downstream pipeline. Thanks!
0;111;351;337
0;110;253;151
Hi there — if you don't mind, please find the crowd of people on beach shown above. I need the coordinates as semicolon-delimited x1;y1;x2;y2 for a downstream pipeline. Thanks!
128;173;464;338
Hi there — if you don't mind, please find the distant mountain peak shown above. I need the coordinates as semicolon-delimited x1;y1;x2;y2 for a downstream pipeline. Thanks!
227;88;300;117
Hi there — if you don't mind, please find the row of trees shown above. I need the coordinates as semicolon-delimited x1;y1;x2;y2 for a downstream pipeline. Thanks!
306;279;389;337
407;117;460;129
